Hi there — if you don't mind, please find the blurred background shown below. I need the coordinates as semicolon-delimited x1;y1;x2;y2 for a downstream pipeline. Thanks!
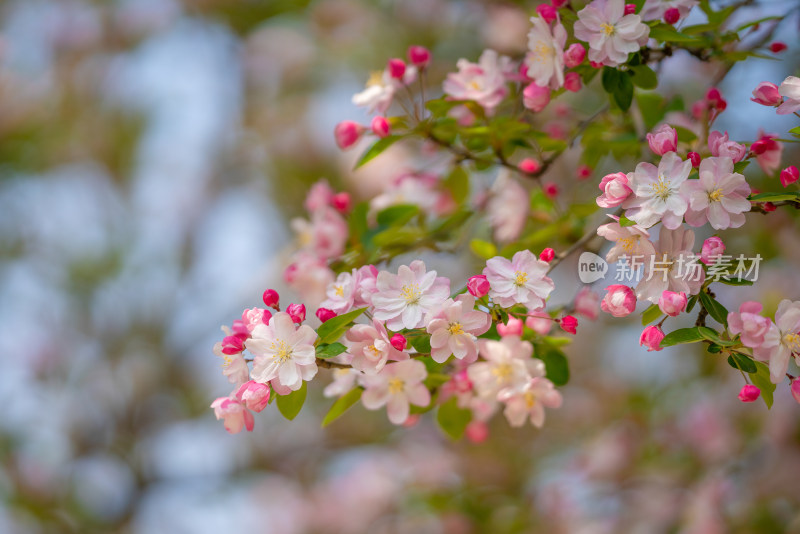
0;0;799;532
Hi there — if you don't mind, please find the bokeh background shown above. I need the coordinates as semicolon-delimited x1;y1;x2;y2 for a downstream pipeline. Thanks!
1;0;799;532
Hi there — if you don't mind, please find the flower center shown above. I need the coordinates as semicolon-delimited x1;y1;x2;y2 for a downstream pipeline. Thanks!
492;363;513;383
367;71;384;87
651;175;673;202
514;271;528;286
783;333;800;353
601;23;616;36
334;285;345;297
366;344;382;358
401;283;422;304
708;188;724;202
469;79;482;91
388;377;405;394
271;340;293;363
531;41;554;62
618;235;639;253
524;391;537;409
448;322;464;335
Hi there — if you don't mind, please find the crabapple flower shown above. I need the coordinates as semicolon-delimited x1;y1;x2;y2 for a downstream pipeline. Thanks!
427;294;492;363
623;151;692;229
468;337;540;399
700;236;725;265
601;285;637;317
286;303;306;323
596;215;656;262
596;172;633;208
539;248;555;263
781;166;799;188
688;152;701;167
641;0;697;21
560;315;578;334
573;0;650;67
658;290;687;317
777;76;800;115
371;260;450;330
563;43;586;67
291;207;348;260
316;308;336;323
646;125;678;156
750;133;784;175
536;4;557;23
353;265;379;308
488;170;529;243
235;380;270;413
284;252;335;307
304;181;334;212
575;287;600;320
390;334;407;351
360;359;430;425
211;397;254;434
467;275;490;298
323;368;361;398
519;158;541;174
522;82;551;112
345;318;408;374
371;116;391;138
263;289;280;309
564;72;582;92
241;307;270;332
498;377;562;428
334;121;364;150
526;311;552;335
738;385;760;403
247;312;318;391
331;192;351;213
407;45;431;67
754;299;800;383
640;325;665;351
683;157;751;230
386;58;406;79
496;317;524;338
214;338;250;385
352;65;417;114
524;16;567;89
728;301;772;349
636;225;704;303
483;250;555;310
443;49;509;113
751;82;782;107
707;131;746;163
321;270;358;314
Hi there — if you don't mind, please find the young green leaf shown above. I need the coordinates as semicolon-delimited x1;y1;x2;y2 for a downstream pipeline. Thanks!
538;347;570;386
750;361;776;409
660;327;704;347
354;136;401;169
699;292;729;326
641;303;663;325
316;342;348;359
276;382;307;421
321;387;363;427
436;396;472;440
376;204;419;227
727;353;757;374
316;307;367;345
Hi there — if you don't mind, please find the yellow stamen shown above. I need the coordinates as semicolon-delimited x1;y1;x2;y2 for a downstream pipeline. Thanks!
388;377;405;394
401;283;422;304
334;285;345;297
530;40;554;63
618;235;639;253
492;363;513;383
524;391;537;409
601;23;615;36
448;322;464;335
651;175;672;202
468;80;482;91
367;71;384;87
784;333;800;353
271;340;292;363
708;188;724;202
514;271;528;286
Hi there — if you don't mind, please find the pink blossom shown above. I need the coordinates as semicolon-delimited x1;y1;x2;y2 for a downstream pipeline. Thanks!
636;225;704;303
370;116;391;138
353;265;379;308
640;325;665;351
560;315;578;334
386;58;406;79
407;45;431;68
213;337;250;385
443;49;509;113
241;307;269;332
577;164;593;180
750;133;784;175
624;3;636;15
543;183;559;198
751;82;782;106
791;380;800;404
247;312;318;390
563;43;586;67
263;289;280;309
323;368;360;398
496;317;524;338
777;76;800;115
286;303;306;323
753;299;800;383
498;377;562;428
321;270;358;314
539;248;555;262
334;121;365;150
360;359;430;425
316;308;336;323
371;260;450;330
525;16;567;89
707;131;745;163
658;290;687;317
291;206;348;260
522;82;551;112
781;166;799;188
596;172;633;208
564;72;582;92
467;275;490;298
728;301;772;348
575;287;600;320
706;87;727;112
683;156;751;230
700;236;725;265
640;0;697;22
688;151;701;167
345;318;408;374
573;0;650;67
596;214;655;262
526;311;553;335
284;253;334;308
737;384;760;403
646;124;677;156
221;334;245;355
468;337;541;399
483;249;555;310
465;421;489;442
235;380;270;412
623;151;692;229
536;4;557;23
427;294;491;363
353;65;417;114
390;334;407;351
211;397;254;434
304;181;335;212
488;170;529;243
601;285;637;317
519;158;541;174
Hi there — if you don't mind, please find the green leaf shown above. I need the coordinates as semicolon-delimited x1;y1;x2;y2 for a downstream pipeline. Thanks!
630;65;658;90
436;396;472;440
732;161;751;174
673;126;698;144
371;227;425;248
541;335;572;347
750;361;776;409
316;307;367;345
641;303;663;325
425;373;451;389
638;92;666;130
470;239;497;260
682;23;718;34
699;292;729;326
660;327;704;347
538;347;570;386
686;294;699;313
443;166;470;204
411;334;432;355
376;204;419;227
649;24;702;43
322;387;363;427
316;342;348;359
727;352;757;374
697;326;736;346
718;277;753;286
749;192;800;202
618;215;636;227
789;126;800;138
601;67;633;111
354;135;402;169
276;382;307;421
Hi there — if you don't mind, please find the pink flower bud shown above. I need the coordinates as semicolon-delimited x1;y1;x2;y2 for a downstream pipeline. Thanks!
646;124;678;156
497;317;524;337
563;43;586;68
577;164;592;180
221;335;245;355
738;384;760;403
543;183;559;198
262;309;272;324
574;287;600;320
235;380;271;412
589;60;604;69
780;165;798;188
331;192;351;212
664;7;680;25
707;131;745;163
791;379;800;404
387;58;406;79
596;172;632;208
467;275;490;298
763;202;776;212
688;151;701;167
390;333;407;351
769;41;787;53
263;289;280;309
560;315;578;334
286;303;306;323
700;236;725;265
334;120;364;150
564;71;582;92
601;285;637;317
750;82;783;106
407;45;431;68
539;248;555;262
624;3;636;15
231;319;249;337
551;0;568;6
706;87;727;111
526;311;552;335
316;307;336;323
536;4;557;23
465;420;489;443
639;325;664;352
371;115;391;138
658;290;687;317
519;158;541;174
523;82;551;112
